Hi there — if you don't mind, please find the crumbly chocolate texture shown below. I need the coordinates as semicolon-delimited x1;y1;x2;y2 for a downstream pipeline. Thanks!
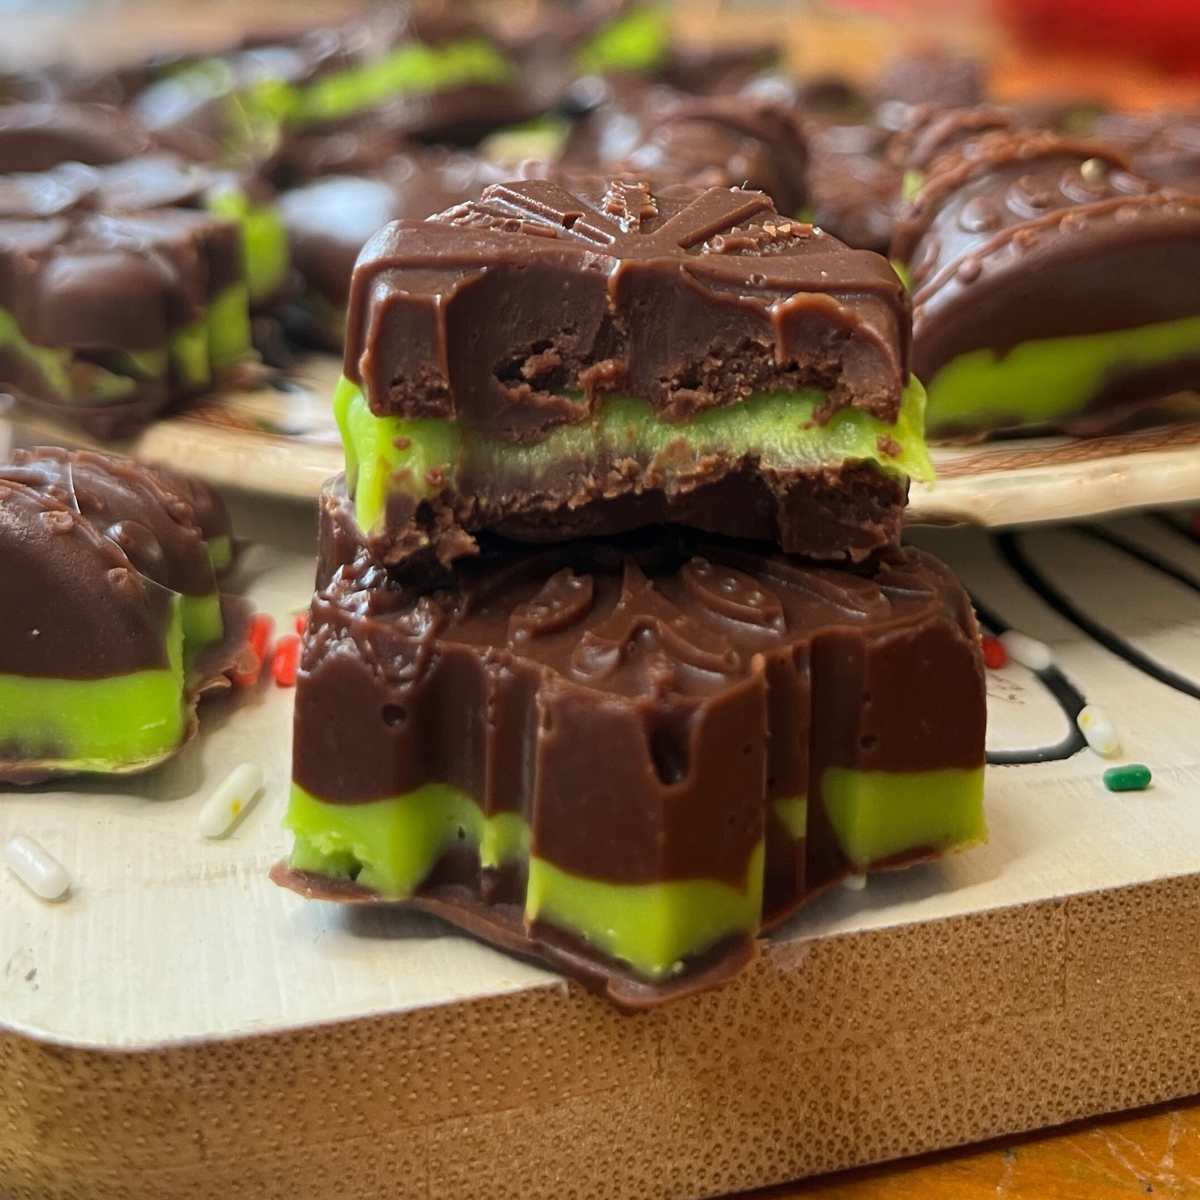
280;535;986;1003
345;179;909;438
325;424;909;571
892;130;1200;408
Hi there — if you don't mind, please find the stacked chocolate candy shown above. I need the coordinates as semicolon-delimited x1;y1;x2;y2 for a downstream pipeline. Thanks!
272;178;988;1006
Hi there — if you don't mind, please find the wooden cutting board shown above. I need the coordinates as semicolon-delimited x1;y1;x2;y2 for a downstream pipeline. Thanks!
2;493;1199;1200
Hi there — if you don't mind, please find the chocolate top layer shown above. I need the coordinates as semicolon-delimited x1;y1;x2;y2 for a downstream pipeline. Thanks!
4;448;220;598
345;179;909;438
0;476;175;679
891;129;1200;378
0;102;153;173
0;205;240;349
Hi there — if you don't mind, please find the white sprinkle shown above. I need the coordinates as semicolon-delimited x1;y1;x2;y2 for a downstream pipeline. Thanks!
842;872;868;892
199;763;264;839
999;630;1054;672
1077;704;1122;758
4;835;70;901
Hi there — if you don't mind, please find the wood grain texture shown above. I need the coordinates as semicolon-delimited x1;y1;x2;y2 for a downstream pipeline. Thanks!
773;1099;1200;1199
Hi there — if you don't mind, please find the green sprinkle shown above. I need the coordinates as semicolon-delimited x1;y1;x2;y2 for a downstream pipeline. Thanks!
1103;764;1152;793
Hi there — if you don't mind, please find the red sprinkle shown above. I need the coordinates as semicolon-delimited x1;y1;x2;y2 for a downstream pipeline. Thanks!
981;634;1008;670
272;634;301;687
248;613;275;663
231;614;275;689
294;612;307;636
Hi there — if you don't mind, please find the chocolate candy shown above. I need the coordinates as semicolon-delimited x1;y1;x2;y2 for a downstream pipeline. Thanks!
278;150;508;348
561;81;809;215
0;102;151;173
0;447;241;783
274;523;986;1006
339;178;926;568
1089;108;1200;193
0;149;263;438
804;118;901;254
891;129;1200;436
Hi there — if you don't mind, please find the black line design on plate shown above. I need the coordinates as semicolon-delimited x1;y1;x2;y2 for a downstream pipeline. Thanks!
1148;509;1200;546
996;530;1200;702
1074;526;1200;595
970;593;1087;766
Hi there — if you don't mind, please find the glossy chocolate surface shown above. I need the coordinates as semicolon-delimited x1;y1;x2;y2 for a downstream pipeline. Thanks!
3;447;226;599
0;452;199;679
345;179;909;438
892;130;1200;381
294;532;985;893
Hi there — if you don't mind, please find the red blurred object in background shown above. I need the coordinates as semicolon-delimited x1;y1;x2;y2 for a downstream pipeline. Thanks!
996;0;1200;74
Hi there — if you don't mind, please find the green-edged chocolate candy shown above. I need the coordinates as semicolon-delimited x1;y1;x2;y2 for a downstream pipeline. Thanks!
286;783;529;898
576;5;671;74
294;39;513;126
923;316;1200;434
526;845;764;980
0;598;186;773
820;766;987;871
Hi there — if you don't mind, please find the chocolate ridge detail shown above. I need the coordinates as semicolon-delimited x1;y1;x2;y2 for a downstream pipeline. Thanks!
343;179;910;440
891;129;1131;262
293;529;985;890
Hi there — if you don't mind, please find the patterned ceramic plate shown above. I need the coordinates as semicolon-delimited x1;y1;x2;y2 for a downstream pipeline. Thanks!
6;354;1200;527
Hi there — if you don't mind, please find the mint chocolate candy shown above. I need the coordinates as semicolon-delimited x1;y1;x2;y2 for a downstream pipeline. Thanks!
339;178;926;569
275;522;986;1008
0;447;241;784
892;128;1200;436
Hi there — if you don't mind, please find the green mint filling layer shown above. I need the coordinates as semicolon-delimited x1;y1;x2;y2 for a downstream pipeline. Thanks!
576;5;670;73
286;781;763;980
924;315;1200;432
286;783;529;898
820;766;986;872
771;795;808;842
525;846;764;979
0;598;185;771
294;38;514;125
171;319;211;390
206;190;290;304
207;283;252;370
207;534;233;574
334;374;933;536
180;592;224;656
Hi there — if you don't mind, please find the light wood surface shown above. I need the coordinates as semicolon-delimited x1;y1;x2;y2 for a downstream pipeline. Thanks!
770;1098;1200;1198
